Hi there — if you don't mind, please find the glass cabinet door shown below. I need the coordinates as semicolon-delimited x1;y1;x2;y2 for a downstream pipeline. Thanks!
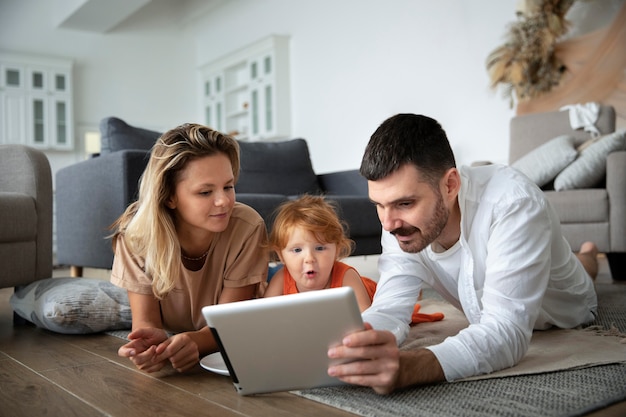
30;95;48;147
248;54;275;140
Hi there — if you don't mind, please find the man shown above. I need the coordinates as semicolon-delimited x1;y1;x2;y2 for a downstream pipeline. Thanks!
327;114;598;394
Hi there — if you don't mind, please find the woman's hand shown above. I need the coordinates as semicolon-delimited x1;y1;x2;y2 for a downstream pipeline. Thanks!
118;327;169;373
153;333;200;373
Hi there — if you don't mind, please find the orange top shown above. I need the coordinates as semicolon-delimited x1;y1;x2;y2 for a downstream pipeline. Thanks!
282;261;443;324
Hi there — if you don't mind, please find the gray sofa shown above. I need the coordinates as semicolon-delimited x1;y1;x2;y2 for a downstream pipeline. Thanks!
0;145;53;291
55;117;381;275
509;105;625;278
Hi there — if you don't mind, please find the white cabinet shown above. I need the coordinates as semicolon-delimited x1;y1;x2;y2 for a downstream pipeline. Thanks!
0;53;73;150
199;35;291;142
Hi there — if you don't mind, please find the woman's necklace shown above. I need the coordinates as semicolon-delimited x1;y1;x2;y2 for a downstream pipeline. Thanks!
181;250;209;261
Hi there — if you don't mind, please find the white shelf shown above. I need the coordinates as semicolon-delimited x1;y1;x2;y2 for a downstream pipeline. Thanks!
0;52;73;150
199;35;291;142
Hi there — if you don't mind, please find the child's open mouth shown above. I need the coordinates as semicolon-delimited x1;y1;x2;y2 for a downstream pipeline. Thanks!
305;270;316;278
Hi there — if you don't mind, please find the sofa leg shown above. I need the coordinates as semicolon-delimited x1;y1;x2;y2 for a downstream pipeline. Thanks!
605;253;625;281
70;266;83;277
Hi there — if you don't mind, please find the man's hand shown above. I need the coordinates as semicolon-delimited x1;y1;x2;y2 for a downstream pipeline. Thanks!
327;322;447;394
327;323;401;394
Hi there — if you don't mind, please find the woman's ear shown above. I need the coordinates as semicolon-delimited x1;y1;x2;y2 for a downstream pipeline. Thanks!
165;196;176;210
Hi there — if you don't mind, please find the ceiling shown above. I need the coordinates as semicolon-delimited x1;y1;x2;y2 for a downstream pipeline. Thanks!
55;0;225;33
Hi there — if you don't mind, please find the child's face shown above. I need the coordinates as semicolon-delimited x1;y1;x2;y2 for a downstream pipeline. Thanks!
278;226;338;292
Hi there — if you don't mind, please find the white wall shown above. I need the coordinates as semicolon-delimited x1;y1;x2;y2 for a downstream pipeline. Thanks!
0;0;198;181
0;0;518;178
190;0;518;172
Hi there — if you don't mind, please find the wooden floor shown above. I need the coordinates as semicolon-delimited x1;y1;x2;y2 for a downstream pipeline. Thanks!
1;256;625;416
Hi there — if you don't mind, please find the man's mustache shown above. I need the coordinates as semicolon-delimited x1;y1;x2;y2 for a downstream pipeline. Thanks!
391;226;418;237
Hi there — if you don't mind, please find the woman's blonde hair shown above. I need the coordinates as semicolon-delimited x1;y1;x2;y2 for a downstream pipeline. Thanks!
269;195;354;261
111;124;240;299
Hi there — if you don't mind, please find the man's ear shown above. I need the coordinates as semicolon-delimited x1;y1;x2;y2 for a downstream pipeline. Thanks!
442;168;461;200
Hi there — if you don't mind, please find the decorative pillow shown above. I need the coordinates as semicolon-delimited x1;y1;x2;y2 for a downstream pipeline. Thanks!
10;278;131;334
554;129;626;191
511;135;578;187
237;138;322;195
99;117;162;154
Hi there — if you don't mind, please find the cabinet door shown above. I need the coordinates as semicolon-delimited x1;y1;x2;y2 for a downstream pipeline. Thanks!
249;53;275;140
51;96;72;149
28;94;48;148
50;70;72;149
26;66;49;147
203;75;224;132
0;91;27;145
0;64;27;144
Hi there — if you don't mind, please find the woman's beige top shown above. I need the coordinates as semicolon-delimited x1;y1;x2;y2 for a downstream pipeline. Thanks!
111;203;269;332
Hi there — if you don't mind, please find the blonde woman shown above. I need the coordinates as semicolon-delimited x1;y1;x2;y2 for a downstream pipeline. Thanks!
111;124;268;374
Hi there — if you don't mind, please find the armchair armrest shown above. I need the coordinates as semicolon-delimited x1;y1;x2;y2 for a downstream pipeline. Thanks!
55;150;150;270
0;145;53;284
607;150;626;251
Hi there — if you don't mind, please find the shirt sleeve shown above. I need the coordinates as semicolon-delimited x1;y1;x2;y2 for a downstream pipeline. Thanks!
427;195;553;381
362;231;424;344
221;207;269;289
110;236;153;295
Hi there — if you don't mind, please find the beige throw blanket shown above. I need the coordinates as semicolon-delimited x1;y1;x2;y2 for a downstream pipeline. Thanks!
402;298;626;381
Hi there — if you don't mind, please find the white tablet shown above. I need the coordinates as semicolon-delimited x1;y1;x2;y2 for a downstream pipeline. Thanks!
201;287;364;395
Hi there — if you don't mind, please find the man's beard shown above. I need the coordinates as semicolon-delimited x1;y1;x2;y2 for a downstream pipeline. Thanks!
390;195;448;253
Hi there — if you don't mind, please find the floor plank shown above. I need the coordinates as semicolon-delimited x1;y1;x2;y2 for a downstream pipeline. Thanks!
0;359;105;417
41;361;241;417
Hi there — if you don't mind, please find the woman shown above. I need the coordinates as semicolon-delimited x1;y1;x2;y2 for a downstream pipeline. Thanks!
111;123;269;374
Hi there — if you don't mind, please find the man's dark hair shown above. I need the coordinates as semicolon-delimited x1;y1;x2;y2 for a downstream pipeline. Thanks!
360;114;456;187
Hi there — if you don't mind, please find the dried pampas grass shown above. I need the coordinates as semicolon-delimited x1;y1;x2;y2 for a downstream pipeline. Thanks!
487;0;575;107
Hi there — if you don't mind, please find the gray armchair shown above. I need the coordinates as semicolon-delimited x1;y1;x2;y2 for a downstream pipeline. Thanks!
509;105;625;278
55;117;381;275
0;145;53;291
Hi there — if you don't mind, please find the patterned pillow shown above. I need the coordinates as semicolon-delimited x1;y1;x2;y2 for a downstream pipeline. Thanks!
511;135;578;187
10;278;131;334
554;129;626;191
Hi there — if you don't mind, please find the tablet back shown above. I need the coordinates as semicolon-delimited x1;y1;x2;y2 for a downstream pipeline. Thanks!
202;287;363;395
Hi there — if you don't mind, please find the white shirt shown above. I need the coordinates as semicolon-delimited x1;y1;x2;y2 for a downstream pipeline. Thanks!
362;164;598;381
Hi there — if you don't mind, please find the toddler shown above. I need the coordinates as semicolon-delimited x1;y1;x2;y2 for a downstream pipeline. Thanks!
264;195;443;323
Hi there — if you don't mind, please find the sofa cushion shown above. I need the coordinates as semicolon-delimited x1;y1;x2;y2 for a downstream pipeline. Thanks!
10;277;132;334
544;189;608;223
99;117;162;154
554;129;626;191
237;139;322;195
510;135;578;187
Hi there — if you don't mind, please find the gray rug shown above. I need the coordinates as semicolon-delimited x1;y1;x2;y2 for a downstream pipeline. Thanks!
294;283;626;417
